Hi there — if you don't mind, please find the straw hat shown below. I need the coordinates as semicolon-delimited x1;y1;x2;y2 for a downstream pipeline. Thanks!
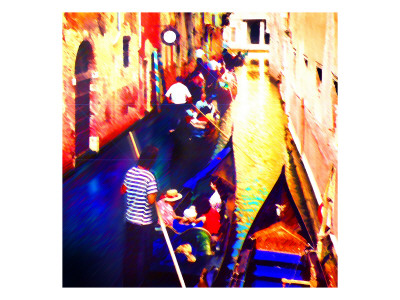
164;189;182;202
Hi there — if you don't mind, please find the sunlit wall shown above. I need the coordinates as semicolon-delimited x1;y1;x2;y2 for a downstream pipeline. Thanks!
62;12;223;174
269;12;338;237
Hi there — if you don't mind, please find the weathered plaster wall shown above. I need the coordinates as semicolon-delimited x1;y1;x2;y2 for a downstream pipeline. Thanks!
63;12;221;174
63;13;148;173
270;12;338;236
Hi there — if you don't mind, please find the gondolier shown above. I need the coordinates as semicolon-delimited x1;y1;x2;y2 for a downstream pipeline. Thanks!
165;76;192;133
120;145;159;287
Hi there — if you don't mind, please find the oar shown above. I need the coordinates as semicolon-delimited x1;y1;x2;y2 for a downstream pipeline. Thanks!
190;103;230;141
128;131;186;288
190;101;257;165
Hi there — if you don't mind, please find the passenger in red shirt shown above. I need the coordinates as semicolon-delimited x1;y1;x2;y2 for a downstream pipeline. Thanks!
199;206;221;235
191;194;221;235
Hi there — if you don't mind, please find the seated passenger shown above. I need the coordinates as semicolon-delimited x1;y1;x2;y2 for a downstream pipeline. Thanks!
195;94;220;123
157;189;188;227
209;176;222;213
219;68;235;90
172;205;204;233
191;195;221;236
185;93;219;139
185;70;205;104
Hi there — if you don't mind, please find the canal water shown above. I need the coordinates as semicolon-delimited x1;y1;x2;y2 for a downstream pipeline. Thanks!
62;57;291;287
217;58;289;262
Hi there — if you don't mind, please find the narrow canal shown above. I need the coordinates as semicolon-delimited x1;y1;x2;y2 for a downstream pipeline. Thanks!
220;57;289;262
62;55;305;287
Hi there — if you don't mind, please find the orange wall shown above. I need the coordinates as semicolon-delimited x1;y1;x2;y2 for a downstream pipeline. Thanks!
62;13;152;173
63;12;221;174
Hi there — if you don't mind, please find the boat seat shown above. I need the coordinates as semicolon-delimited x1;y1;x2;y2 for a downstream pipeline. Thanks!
252;279;303;288
252;265;303;281
253;250;303;265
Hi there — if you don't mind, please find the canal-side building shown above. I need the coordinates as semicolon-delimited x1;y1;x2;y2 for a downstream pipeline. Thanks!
268;12;338;239
62;12;224;175
223;12;270;73
221;12;338;286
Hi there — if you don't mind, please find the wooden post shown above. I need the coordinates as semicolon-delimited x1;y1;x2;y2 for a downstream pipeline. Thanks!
317;165;335;261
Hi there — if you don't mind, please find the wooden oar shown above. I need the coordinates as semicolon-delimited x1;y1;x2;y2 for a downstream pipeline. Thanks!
282;278;311;287
190;103;230;141
190;101;257;165
128;131;186;288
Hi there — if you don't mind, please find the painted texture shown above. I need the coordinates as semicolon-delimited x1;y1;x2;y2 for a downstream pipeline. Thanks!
230;64;287;261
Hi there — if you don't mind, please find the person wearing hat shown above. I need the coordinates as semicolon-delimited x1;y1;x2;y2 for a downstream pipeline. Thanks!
157;189;188;227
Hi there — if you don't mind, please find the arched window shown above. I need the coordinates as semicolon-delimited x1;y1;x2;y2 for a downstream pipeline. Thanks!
75;41;93;74
123;36;131;68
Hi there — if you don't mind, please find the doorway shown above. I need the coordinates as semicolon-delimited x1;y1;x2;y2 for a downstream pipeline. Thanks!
74;41;93;157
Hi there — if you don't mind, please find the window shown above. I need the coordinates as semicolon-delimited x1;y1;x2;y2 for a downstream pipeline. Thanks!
264;32;270;44
332;74;338;95
248;20;261;44
123;36;131;68
250;59;259;66
316;64;323;85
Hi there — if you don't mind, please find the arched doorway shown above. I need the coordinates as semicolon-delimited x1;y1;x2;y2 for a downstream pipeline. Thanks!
74;41;94;157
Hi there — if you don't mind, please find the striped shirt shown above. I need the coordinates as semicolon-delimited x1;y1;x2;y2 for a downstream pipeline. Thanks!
123;166;158;225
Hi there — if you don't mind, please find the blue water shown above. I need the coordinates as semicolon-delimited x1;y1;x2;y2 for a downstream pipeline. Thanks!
63;111;217;287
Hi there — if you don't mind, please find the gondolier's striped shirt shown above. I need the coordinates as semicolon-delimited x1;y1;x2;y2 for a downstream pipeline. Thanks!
123;166;158;225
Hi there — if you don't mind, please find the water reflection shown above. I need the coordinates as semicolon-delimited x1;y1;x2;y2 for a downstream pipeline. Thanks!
227;58;288;261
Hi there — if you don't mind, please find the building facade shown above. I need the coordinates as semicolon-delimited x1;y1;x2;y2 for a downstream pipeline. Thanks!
62;12;224;174
268;12;338;239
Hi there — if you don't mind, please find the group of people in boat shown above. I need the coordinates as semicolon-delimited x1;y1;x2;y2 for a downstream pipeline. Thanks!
164;45;245;142
157;175;223;241
120;45;245;287
120;144;230;287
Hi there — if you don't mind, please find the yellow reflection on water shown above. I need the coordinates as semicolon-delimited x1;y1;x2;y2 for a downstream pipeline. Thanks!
229;60;288;259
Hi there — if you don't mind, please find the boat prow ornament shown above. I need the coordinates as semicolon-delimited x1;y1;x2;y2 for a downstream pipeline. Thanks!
252;222;308;255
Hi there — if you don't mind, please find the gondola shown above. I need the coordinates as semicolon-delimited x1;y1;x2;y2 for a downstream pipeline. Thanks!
225;166;328;288
137;56;242;287
144;141;237;287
